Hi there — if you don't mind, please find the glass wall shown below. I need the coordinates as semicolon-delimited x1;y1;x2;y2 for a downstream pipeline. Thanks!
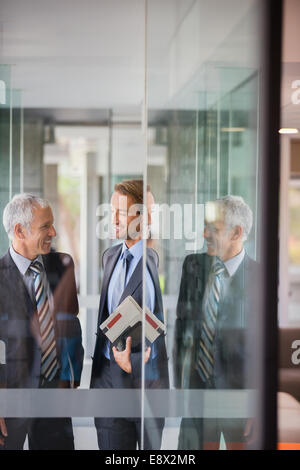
278;0;300;450
145;0;264;450
0;0;279;451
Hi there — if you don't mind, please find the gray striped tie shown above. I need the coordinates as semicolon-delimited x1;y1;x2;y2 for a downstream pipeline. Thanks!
196;260;225;382
30;261;59;382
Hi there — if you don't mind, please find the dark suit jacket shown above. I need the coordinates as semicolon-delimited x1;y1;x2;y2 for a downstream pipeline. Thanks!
0;250;84;388
174;252;259;390
90;243;169;390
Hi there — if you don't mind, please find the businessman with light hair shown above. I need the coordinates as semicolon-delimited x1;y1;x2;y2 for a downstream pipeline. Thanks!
0;193;83;450
174;195;258;450
91;179;169;450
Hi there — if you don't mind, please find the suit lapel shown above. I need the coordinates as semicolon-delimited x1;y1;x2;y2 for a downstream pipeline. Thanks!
146;250;163;314
99;245;162;319
118;256;142;305
204;253;213;282
42;254;57;294
198;254;213;297
217;255;246;320
98;244;122;320
3;251;35;318
226;255;246;292
113;247;160;307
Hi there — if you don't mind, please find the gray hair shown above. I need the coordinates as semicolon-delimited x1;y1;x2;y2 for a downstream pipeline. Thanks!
214;195;253;241
3;193;50;240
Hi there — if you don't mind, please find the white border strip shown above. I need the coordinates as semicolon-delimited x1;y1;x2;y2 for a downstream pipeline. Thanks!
0;389;256;418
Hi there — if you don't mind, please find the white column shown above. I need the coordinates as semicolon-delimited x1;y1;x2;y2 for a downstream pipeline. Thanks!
80;151;100;357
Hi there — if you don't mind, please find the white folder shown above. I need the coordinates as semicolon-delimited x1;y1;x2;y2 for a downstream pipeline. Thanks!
100;296;166;351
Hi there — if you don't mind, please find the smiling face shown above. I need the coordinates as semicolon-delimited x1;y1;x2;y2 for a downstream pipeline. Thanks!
110;190;154;245
204;203;243;261
111;191;138;241
204;218;233;259
15;205;56;260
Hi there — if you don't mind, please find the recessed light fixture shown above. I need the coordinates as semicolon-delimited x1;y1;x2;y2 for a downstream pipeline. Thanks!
221;127;245;132
278;128;299;134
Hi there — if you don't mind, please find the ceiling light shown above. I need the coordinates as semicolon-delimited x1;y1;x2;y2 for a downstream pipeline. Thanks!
278;128;299;134
221;127;245;132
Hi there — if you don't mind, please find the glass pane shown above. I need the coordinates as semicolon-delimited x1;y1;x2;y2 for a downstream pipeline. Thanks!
278;0;300;449
0;65;11;254
287;181;300;324
11;89;22;197
0;0;278;452
0;0;146;451
146;0;266;450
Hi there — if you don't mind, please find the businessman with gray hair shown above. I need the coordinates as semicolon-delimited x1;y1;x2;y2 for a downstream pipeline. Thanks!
0;193;83;450
174;195;259;450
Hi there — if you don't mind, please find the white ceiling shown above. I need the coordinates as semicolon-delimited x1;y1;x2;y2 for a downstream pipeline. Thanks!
0;0;258;113
1;0;297;128
0;0;146;109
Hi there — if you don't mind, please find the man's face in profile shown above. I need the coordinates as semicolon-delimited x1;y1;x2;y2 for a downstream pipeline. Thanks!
204;203;234;260
110;190;154;241
204;218;231;259
22;205;56;259
111;191;142;240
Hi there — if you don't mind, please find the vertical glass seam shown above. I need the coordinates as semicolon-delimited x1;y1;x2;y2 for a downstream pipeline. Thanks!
9;87;13;201
255;73;260;260
217;87;221;198
20;105;24;193
228;92;232;195
141;0;148;451
194;108;199;253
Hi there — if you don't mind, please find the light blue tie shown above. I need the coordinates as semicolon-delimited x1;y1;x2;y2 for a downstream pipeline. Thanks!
196;260;225;382
110;249;133;313
104;249;133;359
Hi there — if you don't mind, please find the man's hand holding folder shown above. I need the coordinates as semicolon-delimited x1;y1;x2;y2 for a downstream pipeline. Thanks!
112;336;151;373
100;296;166;373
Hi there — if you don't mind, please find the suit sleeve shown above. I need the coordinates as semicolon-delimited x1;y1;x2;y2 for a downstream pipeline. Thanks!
52;254;79;316
173;256;195;389
0;337;6;388
54;254;84;387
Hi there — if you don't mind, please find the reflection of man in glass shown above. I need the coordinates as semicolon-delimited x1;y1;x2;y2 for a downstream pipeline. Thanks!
91;180;169;450
0;194;83;450
174;195;258;450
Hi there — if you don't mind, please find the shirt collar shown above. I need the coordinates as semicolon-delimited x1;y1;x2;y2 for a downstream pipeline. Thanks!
221;248;245;277
121;239;143;261
10;246;44;276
